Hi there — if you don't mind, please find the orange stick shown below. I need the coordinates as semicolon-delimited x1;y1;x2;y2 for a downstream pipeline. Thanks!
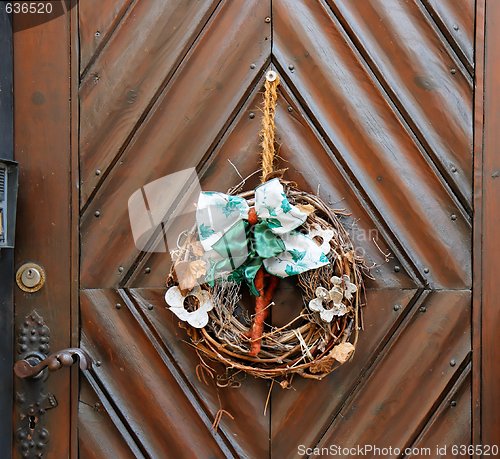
246;207;280;356
249;273;280;356
264;275;279;304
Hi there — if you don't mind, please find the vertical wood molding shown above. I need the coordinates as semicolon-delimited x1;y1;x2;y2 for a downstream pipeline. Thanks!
70;1;80;457
472;0;485;449
481;0;500;445
13;8;72;458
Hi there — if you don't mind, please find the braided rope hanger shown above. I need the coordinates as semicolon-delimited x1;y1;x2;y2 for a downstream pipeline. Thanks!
260;70;280;182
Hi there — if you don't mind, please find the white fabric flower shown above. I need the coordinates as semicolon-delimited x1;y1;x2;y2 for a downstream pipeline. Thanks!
165;285;214;328
331;274;358;301
308;285;348;323
308;224;334;255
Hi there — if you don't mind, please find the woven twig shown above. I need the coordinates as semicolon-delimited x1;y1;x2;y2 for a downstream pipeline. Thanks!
167;183;367;382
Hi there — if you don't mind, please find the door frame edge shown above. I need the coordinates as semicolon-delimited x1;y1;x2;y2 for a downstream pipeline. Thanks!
0;7;14;456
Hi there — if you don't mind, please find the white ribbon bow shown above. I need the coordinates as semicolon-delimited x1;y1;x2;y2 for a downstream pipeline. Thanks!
196;178;329;280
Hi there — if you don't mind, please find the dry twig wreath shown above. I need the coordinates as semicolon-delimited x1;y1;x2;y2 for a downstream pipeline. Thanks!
165;71;367;384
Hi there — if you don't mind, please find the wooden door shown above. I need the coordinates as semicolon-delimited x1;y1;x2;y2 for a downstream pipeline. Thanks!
8;0;499;458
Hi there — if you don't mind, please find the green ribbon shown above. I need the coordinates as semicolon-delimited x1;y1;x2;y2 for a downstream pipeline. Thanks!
205;219;285;296
253;221;286;258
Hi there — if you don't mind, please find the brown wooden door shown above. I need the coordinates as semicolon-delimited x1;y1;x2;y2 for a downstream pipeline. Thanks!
10;0;500;458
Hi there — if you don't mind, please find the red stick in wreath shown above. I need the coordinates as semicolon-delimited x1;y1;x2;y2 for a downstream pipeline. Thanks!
249;273;279;356
246;207;280;356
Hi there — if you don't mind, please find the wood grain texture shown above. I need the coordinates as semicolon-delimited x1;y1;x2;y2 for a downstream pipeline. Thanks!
472;0;485;448
409;367;471;457
327;0;473;208
80;0;271;288
271;289;419;458
79;378;138;459
481;0;500;444
423;0;475;72
129;288;270;459
310;291;470;458
273;0;471;289
13;10;72;459
81;289;237;458
79;0;220;206
70;2;81;455
79;0;133;74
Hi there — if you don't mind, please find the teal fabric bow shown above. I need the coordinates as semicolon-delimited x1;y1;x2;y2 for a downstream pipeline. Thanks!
196;178;329;295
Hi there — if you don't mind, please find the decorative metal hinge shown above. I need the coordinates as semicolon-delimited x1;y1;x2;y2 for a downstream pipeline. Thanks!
14;311;93;458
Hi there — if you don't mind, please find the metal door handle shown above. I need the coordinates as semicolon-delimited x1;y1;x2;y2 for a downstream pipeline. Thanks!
14;348;93;379
14;312;94;457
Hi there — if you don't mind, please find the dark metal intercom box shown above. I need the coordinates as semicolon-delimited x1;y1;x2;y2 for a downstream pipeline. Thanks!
0;158;19;248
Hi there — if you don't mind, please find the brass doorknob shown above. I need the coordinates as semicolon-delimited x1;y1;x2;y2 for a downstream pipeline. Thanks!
14;348;93;379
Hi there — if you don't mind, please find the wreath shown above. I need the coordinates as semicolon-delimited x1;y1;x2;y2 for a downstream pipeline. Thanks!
165;71;367;385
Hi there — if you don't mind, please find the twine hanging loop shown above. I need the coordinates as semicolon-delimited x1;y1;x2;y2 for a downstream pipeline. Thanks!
260;71;280;182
